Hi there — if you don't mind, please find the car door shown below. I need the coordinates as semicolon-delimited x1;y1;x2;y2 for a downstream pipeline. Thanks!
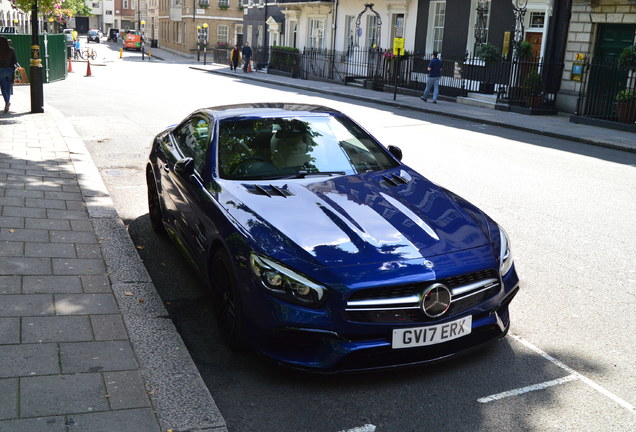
166;114;215;265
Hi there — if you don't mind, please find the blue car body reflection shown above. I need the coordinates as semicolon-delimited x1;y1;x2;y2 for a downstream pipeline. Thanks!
146;103;519;372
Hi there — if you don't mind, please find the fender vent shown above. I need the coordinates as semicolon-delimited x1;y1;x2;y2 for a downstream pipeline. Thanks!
243;184;293;197
381;170;412;187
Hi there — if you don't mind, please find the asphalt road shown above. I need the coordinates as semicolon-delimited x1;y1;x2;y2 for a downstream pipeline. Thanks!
41;40;636;432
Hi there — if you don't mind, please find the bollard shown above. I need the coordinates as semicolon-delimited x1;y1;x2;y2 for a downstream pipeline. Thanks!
148;48;151;59
119;48;123;58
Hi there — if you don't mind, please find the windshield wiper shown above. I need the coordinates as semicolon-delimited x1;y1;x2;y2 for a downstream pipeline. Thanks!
291;170;346;179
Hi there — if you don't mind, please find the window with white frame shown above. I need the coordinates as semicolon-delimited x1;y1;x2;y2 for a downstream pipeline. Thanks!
123;0;128;8
427;1;445;54
308;18;325;50
467;0;491;54
257;25;263;47
217;24;228;44
529;12;545;28
365;15;379;48
391;14;404;40
219;0;229;7
344;15;355;51
247;25;253;45
236;24;243;45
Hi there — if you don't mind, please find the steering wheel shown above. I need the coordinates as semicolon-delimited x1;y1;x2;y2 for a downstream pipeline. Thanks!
230;156;268;176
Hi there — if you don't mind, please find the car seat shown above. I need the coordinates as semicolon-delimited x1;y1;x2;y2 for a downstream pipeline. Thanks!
270;131;311;169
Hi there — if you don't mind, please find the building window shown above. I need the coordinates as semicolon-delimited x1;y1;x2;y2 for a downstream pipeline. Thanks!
257;25;263;47
529;12;545;28
123;0;128;8
344;15;355;51
236;24;243;45
106;10;113;15
427;1;445;54
308;18;325;50
391;13;404;40
467;0;491;55
217;24;228;44
219;0;229;7
366;15;379;49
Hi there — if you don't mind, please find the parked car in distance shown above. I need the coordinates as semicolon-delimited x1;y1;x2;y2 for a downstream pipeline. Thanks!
63;28;75;47
146;103;520;373
123;31;142;50
87;29;102;43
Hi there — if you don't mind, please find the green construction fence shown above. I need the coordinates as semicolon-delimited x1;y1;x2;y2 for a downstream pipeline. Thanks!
4;34;68;83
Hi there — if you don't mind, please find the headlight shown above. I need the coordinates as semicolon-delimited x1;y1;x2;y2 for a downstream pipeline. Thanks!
249;254;326;307
499;226;514;276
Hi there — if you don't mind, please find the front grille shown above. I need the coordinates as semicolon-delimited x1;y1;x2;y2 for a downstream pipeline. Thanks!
344;269;500;324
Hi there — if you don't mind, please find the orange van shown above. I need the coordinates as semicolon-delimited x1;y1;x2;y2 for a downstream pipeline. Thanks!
123;31;142;51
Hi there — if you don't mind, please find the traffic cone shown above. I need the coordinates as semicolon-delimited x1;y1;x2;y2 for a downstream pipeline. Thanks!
85;60;92;77
68;57;73;73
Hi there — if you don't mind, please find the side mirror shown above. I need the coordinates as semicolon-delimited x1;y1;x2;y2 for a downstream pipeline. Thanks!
388;145;403;161
174;157;195;177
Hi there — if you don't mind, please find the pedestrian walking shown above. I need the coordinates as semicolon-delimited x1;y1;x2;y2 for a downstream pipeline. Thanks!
230;44;241;72
421;51;442;103
74;38;81;60
242;42;252;72
0;36;18;114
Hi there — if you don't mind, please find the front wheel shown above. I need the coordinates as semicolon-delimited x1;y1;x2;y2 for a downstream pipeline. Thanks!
210;250;245;349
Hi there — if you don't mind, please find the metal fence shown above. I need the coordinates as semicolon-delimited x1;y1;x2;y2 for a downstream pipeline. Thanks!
263;48;562;111
574;58;636;125
4;34;67;83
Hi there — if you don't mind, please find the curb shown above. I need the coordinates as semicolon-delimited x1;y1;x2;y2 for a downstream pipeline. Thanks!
47;104;228;432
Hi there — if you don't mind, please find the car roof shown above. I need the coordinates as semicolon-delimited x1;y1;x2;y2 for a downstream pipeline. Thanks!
202;103;343;120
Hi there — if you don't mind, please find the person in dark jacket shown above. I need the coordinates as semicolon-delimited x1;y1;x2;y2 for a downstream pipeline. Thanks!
230;44;241;71
421;51;442;103
242;42;252;72
0;36;18;113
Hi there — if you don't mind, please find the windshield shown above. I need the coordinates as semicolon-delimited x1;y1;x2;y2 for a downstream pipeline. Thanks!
217;115;399;180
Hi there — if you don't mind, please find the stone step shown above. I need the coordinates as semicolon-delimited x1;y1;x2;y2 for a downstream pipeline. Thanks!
456;94;498;110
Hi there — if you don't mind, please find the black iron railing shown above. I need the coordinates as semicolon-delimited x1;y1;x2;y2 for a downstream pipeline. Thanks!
575;58;636;124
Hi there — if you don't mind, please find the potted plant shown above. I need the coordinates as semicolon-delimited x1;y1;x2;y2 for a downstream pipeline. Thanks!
476;44;501;94
618;45;636;71
515;41;533;61
522;70;543;108
615;89;636;123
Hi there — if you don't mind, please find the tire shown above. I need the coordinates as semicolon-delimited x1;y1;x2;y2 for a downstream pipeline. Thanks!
146;171;166;235
210;250;245;349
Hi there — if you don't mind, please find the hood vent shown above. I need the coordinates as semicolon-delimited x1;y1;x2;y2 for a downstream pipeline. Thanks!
381;170;412;187
243;184;293;198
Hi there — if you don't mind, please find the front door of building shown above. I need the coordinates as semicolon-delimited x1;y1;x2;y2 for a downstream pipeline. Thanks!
585;24;636;119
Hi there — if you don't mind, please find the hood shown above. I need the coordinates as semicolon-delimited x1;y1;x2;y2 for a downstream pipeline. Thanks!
220;169;491;268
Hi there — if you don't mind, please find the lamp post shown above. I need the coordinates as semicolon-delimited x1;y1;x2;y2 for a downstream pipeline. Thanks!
141;20;146;60
512;0;528;58
47;17;54;34
202;23;208;65
197;25;202;62
29;3;43;113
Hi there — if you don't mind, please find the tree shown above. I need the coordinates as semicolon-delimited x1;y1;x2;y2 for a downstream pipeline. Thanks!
10;0;91;24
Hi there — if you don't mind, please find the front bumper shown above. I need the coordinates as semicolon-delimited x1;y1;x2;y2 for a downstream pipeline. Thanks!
246;267;520;373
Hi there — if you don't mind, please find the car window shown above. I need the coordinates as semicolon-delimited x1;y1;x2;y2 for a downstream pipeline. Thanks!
218;115;398;180
172;115;211;174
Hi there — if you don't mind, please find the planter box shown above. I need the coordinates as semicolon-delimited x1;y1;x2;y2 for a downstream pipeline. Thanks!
616;101;636;123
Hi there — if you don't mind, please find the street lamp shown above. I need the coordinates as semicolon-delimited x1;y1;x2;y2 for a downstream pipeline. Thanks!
141;20;146;61
47;17;54;34
202;23;208;65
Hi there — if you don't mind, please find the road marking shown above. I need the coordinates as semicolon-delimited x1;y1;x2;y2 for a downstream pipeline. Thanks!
338;424;377;432
478;374;578;403
480;334;635;413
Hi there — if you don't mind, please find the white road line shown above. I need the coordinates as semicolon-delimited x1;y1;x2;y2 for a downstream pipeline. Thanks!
338;424;377;432
492;333;636;413
478;374;578;403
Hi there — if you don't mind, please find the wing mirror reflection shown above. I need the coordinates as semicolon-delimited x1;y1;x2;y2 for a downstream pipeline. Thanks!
388;145;403;161
174;157;195;177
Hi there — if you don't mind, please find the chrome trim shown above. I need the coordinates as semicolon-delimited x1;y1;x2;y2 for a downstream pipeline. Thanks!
347;295;420;308
451;278;498;296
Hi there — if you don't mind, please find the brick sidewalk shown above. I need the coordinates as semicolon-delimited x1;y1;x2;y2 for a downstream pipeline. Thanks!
0;96;226;432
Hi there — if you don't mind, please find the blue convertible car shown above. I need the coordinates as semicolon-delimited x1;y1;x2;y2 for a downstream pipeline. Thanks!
146;103;519;372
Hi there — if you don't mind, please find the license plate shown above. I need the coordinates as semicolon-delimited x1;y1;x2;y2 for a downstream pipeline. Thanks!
392;316;472;349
